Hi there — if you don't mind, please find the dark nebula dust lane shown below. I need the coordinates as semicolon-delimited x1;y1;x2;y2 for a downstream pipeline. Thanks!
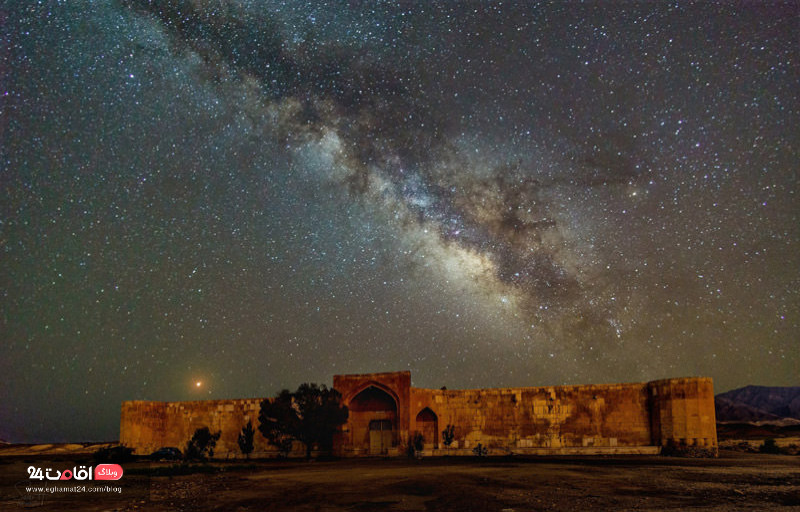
2;0;798;443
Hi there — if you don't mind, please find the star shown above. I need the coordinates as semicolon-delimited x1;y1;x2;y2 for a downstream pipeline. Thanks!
1;0;797;443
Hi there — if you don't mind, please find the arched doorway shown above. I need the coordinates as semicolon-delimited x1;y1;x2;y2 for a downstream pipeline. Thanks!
415;407;438;450
349;385;398;454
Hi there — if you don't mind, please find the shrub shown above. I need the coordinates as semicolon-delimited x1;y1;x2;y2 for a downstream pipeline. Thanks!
407;432;424;457
441;425;455;447
759;438;781;454
472;443;488;457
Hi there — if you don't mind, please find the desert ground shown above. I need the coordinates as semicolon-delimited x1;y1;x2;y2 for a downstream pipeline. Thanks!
1;446;798;512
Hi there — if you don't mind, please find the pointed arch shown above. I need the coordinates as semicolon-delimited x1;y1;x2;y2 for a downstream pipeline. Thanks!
347;384;399;454
344;381;400;409
415;407;438;450
349;385;398;413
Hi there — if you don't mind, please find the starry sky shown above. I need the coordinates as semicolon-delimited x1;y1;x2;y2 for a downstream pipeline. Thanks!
2;1;798;443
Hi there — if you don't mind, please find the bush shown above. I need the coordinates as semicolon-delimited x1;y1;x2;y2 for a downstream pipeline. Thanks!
407;432;424;457
759;438;781;454
441;425;455;447
472;443;488;457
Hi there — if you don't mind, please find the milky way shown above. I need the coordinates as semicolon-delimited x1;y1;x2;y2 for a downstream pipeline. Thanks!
2;1;798;442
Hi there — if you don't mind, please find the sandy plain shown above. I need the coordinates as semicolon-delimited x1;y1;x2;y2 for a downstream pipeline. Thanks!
1;446;798;511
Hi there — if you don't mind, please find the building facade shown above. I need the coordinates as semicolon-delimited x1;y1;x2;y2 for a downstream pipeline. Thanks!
120;371;718;457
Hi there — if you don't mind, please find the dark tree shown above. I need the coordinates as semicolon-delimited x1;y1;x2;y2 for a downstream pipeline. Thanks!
258;389;298;457
407;432;424;457
759;438;781;454
185;426;221;461
258;383;349;459
442;424;456;447
237;420;255;458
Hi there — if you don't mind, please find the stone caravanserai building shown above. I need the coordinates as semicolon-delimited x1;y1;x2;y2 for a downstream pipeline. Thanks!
120;371;718;457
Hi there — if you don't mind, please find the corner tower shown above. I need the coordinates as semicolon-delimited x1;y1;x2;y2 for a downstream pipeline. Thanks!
648;377;718;456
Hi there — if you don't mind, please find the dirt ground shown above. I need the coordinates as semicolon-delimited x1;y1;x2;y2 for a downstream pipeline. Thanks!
1;451;798;511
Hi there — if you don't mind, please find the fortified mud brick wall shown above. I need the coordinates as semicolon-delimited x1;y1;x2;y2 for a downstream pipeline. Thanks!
648;377;718;456
120;398;309;457
410;381;655;455
119;401;167;455
121;373;717;457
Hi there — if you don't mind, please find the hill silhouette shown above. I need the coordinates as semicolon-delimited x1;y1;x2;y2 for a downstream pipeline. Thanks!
715;385;800;423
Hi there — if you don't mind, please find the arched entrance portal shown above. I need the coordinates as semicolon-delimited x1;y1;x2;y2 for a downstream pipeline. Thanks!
415;407;438;450
349;385;398;454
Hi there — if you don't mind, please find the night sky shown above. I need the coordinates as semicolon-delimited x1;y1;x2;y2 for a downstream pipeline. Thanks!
3;1;798;443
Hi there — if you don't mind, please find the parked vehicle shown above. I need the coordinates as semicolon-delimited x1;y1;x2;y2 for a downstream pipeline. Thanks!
149;447;182;460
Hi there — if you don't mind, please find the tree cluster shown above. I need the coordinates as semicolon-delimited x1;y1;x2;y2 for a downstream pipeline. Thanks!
185;426;221;461
183;383;348;460
258;383;349;459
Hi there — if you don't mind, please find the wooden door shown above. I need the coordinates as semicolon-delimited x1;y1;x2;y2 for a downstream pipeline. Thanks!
369;420;393;454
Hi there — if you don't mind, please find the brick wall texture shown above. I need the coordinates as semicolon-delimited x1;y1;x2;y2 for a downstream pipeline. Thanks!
120;372;717;457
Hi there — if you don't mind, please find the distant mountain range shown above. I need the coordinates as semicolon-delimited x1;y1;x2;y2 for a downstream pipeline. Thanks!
715;385;800;424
